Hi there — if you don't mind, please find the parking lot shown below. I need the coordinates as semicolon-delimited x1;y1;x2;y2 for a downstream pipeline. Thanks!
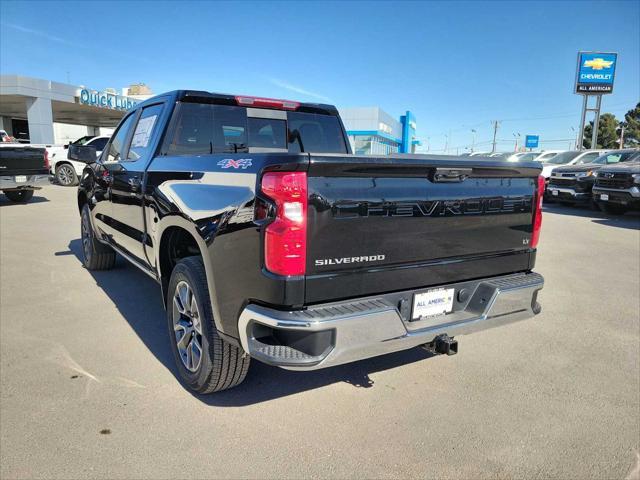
0;185;638;479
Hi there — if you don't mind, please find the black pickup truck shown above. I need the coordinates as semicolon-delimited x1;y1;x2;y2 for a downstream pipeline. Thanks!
75;91;545;393
592;158;640;214
547;149;640;207
0;144;50;202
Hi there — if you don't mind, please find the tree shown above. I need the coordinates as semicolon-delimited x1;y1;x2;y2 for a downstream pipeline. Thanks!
621;102;640;148
583;113;620;149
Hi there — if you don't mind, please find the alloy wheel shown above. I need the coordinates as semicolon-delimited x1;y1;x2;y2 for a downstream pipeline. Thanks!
58;165;75;185
81;211;92;262
172;281;203;372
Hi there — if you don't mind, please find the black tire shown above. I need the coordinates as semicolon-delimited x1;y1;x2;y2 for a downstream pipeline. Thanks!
4;189;34;203
602;203;627;215
167;257;250;394
56;163;78;186
80;204;116;270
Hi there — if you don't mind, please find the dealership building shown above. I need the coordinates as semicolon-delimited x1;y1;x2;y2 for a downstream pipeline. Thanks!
339;107;420;155
1;74;420;154
0;75;151;144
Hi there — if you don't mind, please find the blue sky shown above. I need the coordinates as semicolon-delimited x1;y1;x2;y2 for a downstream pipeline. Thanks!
1;0;638;152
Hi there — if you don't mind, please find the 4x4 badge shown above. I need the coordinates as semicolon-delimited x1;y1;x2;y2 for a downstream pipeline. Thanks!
218;158;252;169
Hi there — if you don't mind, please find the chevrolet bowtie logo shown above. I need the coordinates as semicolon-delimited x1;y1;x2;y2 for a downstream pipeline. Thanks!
584;58;614;70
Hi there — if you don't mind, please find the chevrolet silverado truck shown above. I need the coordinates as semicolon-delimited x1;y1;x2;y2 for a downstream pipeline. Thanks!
0;144;50;202
547;149;640;207
75;91;545;393
592;158;640;214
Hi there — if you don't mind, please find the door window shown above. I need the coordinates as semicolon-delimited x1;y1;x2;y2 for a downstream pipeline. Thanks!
106;114;135;162
89;137;109;151
127;104;164;161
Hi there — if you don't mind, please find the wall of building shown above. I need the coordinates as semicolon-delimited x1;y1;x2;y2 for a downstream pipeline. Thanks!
340;106;415;155
51;122;116;144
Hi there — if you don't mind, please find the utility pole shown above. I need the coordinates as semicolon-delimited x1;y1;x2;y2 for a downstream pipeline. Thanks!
570;127;580;149
491;120;500;153
619;125;625;148
513;133;520;152
471;129;476;153
444;134;449;154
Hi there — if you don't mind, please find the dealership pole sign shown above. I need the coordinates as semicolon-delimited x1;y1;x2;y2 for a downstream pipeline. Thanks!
575;52;617;94
575;51;617;151
78;89;139;111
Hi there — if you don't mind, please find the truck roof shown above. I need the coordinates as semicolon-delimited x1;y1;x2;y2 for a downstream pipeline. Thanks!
135;90;340;116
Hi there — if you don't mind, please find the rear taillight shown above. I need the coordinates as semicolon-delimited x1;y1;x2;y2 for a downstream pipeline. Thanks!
531;175;544;248
261;171;307;276
235;95;299;111
44;149;49;170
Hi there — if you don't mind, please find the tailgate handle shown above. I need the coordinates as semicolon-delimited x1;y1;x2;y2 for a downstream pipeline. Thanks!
433;168;472;182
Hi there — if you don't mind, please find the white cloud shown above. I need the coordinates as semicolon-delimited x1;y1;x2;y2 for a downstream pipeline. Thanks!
267;77;332;103
2;22;75;45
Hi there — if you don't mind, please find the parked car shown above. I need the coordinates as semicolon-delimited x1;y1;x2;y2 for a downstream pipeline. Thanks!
539;150;606;179
533;150;564;164
49;135;110;186
507;152;540;162
0;144;50;202
1;129;17;143
75;90;544;393
592;157;640;214
547;150;640;207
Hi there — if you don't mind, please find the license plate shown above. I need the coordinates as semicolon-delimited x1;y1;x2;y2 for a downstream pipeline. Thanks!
551;189;559;196
15;175;27;183
601;194;609;201
412;288;454;320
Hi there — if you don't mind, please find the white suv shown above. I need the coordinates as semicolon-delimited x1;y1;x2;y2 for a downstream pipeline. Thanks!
49;135;109;186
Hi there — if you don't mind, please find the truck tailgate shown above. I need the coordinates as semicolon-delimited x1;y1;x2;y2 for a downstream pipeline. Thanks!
305;154;542;303
0;146;48;175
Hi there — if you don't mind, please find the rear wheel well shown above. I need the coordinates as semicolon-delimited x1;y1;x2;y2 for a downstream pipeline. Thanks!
55;160;73;170
159;227;202;294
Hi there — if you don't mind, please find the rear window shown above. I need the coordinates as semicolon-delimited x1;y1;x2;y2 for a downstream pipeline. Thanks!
163;103;347;155
248;117;287;149
287;112;348;153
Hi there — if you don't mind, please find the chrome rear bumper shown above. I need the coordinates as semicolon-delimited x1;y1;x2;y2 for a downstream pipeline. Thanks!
0;174;50;190
238;272;544;370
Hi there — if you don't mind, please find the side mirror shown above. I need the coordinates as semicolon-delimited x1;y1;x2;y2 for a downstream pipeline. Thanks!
68;144;97;163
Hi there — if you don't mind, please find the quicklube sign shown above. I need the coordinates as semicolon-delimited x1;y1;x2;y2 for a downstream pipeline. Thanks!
78;89;139;111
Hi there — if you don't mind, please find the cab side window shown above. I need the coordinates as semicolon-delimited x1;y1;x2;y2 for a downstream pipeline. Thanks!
106;114;135;162
577;152;599;164
127;104;164;161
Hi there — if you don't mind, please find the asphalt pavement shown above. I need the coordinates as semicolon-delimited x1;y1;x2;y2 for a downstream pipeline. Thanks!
1;185;639;479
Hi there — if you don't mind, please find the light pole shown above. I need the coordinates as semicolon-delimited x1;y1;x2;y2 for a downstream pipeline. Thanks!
471;129;476;153
570;127;580;149
444;134;449;154
491;120;500;153
513;133;521;152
